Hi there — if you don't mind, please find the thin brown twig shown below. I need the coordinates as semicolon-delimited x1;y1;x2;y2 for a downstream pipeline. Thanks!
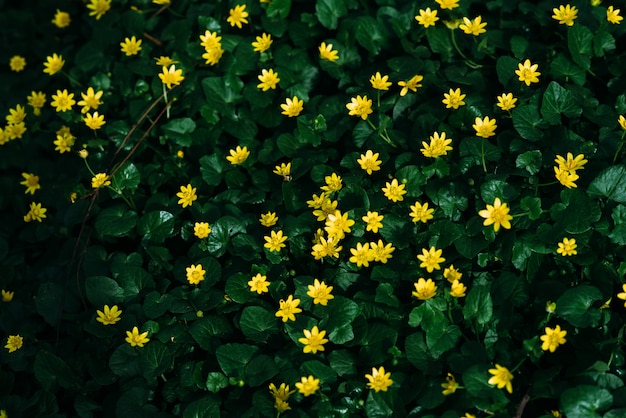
514;393;531;418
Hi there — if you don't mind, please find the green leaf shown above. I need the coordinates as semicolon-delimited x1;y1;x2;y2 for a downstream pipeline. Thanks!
426;27;453;62
139;341;173;382
568;24;593;70
593;29;615;57
521;196;542;220
206;372;229;393
557;285;603;327
328;350;356;376
267;0;292;19
552;189;601;234
112;162;141;193
355;16;386;56
216;343;259;378
541;81;582;125
190;316;233;350
463;285;493;325
316;0;347;30
405;332;432;370
138;211;175;243
34;350;80;390
85;276;124;307
239;306;280;342
183;395;221;418
199;154;225;186
561;385;612;418
143;291;172;319
516;150;542;175
496;56;519;85
320;296;360;343
162;118;196;146
426;324;461;359
109;345;141;378
512;104;544;141
365;390;393;418
95;205;138;237
550;54;586;86
396;165;426;198
246;354;280;387
588;165;626;204
301;359;337;384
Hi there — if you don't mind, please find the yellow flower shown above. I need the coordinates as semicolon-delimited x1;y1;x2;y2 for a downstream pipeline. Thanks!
442;88;466;109
441;373;459;395
321;173;342;192
617;284;626;307
307;192;328;209
91;173;111;189
153;0;171;4
369;239;395;263
362;211;384;233
555;153;587;172
5;335;23;353
54;132;74;154
43;53;64;75
552;4;578;26
23;202;47;222
6;104;26;125
226;145;250;165
186;264;206;285
398;74;423;96
319;42;339;62
551;411;564;418
556;237;577;256
227;4;249;28
346;95;373;120
298;325;329;354
421;131;453;158
412;278;437;300
444;265;462;283
365;366;393;392
280;96;304;117
20;172;40;195
27;91;46;115
382;178;406;202
417;246;445;272
370;72;392;90
554;166;579;188
607;6;623;24
77;87;103;114
96;305;123;325
203;46;224;66
176;184;197;207
248;273;270;294
409;201;435;223
546;300;557;313
84;112;106;130
415;8;439;28
618;115;626;130
311;235;342;260
5;123;26;141
313;198;338;222
459;16;487;36
125;326;150;347
260;212;278;227
274;399;290;412
488;364;513;394
154;56;177;67
478;197;513;232
257;68;280;91
9;55;26;72
52;9;71;28
307;279;334;305
51;89;75;112
325;210;354;240
462;414;476;418
435;0;459;10
450;280;467;298
252;33;273;53
273;162;291;180
199;30;222;51
349;242;374;268
269;382;295;402
496;93;518;111
540;324;567;352
295;375;320;396
159;65;185;89
194;222;212;239
357;150;382;174
275;295;302;322
443;18;463;29
473;116;497;138
515;59;541;86
87;0;111;20
264;230;288;252
2;289;14;302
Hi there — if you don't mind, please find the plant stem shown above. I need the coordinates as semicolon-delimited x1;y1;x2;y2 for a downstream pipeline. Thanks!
365;118;396;147
612;131;626;164
481;138;487;173
450;30;482;69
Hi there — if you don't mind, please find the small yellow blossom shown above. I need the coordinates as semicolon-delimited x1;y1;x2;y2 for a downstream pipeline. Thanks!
96;305;122;325
369;239;395;263
176;184;197;207
370;72;392;90
515;59;541;86
362;211;384;233
382;178;406;202
6;104;26;125
607;6;623;24
252;33;273;53
43;53;64;75
84;112;106;130
307;279;334;305
488;364;513;394
442;88;466;109
199;30;222;51
540;325;567;352
275;295;302;322
159;65;185;89
415;8;439;28
349;242;374;268
617;284;626;307
260;212;278;227
54;132;74;154
257;69;280;91
319;42;339;62
226;145;250;165
473;116;497;138
77;87;103;114
52;10;71;28
264;230;288;252
459;16;487;36
269;382;295;402
321;173;342;192
50;89;76;112
227;5;249;28
298;325;329;354
417;247;445;272
554;166;579;188
186;264;206;285
552;4;578;26
441;373;459;395
557;237;577;256
412;278;437;300
450;280;467;298
555;153;587;172
325;210;354;240
120;36;142;56
421;131;453;158
20;173;40;195
435;0;459;10
295;375;320;396
479;197;513;232
125;326;150;347
346;95;373;120
2;290;14;302
24;202;47;222
398;74;423;96
87;0;111;20
154;56;177;67
273;162;291;180
496;93;518;111
444;265;462;283
27;91;46;115
280;96;304;117
5;335;23;353
9;55;26;72
311;235;342;260
91;173;111;189
248;273;270;294
357;150;382;174
194;222;212;239
409;201;434;223
365;367;393;392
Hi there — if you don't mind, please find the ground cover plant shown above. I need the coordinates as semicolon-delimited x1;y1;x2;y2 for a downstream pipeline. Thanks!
2;0;626;416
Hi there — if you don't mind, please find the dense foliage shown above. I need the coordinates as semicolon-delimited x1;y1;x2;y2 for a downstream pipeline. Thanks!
2;0;626;417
